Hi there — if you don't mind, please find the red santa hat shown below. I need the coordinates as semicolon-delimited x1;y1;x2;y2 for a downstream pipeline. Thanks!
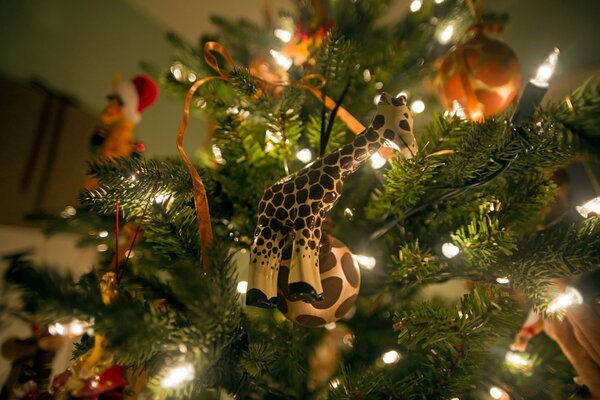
115;75;158;123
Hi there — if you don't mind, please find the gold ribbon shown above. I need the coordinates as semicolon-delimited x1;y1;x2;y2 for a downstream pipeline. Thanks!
177;41;372;272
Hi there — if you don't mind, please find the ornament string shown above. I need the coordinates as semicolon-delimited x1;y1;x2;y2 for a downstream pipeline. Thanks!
177;41;372;271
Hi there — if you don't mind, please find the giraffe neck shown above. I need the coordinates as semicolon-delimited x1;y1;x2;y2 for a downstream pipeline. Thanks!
336;128;383;177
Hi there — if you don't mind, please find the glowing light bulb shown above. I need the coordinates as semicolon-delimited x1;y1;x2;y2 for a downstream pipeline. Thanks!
352;254;376;270
496;277;510;284
324;322;337;330
170;63;184;82
410;100;425;114
370;152;387;169
160;362;195;388
187;72;196;82
435;0;445;3
548;286;583;313
48;322;64;336
236;281;248;294
344;208;354;219
489;387;503;399
270;49;293;71
274;29;292;43
441;242;460;258
212;144;225;165
505;351;532;368
49;319;90;337
154;194;166;203
330;378;340;388
296;148;313;163
363;69;372;82
98;230;109;238
410;0;422;12
438;24;454;45
97;244;108;252
531;48;559;87
576;196;600;218
381;350;401;364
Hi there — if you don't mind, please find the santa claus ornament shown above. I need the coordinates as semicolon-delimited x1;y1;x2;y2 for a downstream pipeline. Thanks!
276;234;360;327
435;24;521;121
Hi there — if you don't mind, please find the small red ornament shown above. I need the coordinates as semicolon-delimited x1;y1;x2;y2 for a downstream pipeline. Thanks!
435;25;521;121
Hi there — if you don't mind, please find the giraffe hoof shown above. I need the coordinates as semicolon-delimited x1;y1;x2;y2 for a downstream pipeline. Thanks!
288;282;323;304
246;288;276;309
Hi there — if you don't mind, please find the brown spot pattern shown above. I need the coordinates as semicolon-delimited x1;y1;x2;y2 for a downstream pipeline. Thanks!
335;294;358;318
341;253;359;288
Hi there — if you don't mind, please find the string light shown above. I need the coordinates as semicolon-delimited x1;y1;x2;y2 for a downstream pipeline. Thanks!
236;281;248;294
296;148;313;163
363;69;372;82
270;49;293;71
344;208;354;219
505;351;535;375
381;350;401;364
352;254;376;270
438;24;454;45
441;242;460;258
370;152;387;169
547;286;583;313
330;378;340;389
170;62;184;82
212;144;226;165
160;362;195;388
410;100;425;114
48;319;91;338
98;230;109;238
435;0;445;3
187;72;196;82
576;196;600;218
489;386;508;399
274;29;292;43
496;277;510;284
531;48;560;88
97;244;108;252
410;0;423;12
324;322;337;330
60;206;77;218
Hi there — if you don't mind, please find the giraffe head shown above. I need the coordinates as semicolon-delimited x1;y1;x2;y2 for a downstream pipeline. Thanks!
370;92;418;159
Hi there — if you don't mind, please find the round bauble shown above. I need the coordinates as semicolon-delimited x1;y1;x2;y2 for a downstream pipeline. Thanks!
276;234;360;328
436;28;521;121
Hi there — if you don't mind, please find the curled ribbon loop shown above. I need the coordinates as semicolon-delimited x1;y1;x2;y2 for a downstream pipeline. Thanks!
177;42;372;271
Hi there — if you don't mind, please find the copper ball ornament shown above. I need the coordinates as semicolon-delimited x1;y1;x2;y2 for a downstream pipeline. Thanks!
276;235;360;327
436;28;521;120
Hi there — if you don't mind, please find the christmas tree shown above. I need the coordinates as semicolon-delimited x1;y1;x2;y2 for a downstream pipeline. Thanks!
3;0;600;399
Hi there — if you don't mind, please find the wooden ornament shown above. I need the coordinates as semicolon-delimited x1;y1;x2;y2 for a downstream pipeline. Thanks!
436;27;521;120
246;93;416;308
276;235;360;327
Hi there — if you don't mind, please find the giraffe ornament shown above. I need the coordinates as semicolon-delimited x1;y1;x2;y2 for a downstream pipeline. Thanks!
247;92;417;308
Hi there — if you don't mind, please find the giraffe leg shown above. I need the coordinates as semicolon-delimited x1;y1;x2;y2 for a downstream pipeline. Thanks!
246;226;286;308
287;227;324;303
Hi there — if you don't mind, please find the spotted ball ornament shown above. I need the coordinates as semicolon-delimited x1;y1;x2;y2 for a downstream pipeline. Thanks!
276;235;360;327
436;26;521;121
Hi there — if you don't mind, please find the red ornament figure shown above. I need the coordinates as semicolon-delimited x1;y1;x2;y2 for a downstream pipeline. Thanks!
435;25;521;121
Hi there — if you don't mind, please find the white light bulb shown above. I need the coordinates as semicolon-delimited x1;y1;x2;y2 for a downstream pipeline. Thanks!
410;100;425;114
410;0;423;12
296;148;313;163
489;386;503;399
496;277;510;284
576;196;600;218
435;0;445;3
548;286;583;313
324;322;337;330
438;24;454;45
381;350;401;364
154;194;166;203
236;281;248;294
505;351;532;368
531;48;559;87
270;49;293;71
274;29;293;43
160;363;195;388
363;69;372;82
48;322;64;336
187;72;197;82
170;63;184;82
441;242;460;258
98;230;109;238
370;152;387;169
352;254;376;270
330;378;340;389
212;144;226;165
68;320;85;336
97;244;108;252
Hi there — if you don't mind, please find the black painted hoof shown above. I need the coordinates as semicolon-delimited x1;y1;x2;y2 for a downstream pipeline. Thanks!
288;282;323;304
246;288;276;309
